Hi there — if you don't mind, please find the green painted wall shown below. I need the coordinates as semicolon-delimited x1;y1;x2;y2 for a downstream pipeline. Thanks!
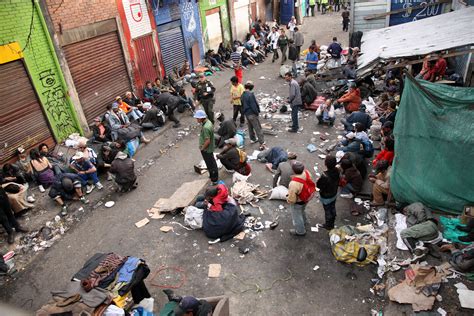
0;0;82;142
198;0;231;50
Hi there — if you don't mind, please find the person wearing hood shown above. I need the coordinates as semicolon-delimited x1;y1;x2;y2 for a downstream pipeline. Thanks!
337;82;361;113
109;151;137;192
215;112;237;148
48;173;89;216
300;77;318;107
216;139;251;176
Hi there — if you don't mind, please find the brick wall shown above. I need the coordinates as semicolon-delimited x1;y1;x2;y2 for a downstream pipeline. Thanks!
0;1;81;142
45;0;118;33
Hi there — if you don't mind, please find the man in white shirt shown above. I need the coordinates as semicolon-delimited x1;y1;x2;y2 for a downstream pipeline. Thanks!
267;27;280;63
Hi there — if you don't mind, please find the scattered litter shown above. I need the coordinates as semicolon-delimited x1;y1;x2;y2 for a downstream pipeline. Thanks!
318;154;326;159
208;238;221;244
311;225;319;232
208;264;221;278
436;307;447;316
234;232;245;240
104;201;115;208
457;288;474;309
313;265;320;271
259;76;266;80
135;218;150;228
307;144;317;153
278;205;285;210
159;225;173;233
262;241;267;248
313;132;321;135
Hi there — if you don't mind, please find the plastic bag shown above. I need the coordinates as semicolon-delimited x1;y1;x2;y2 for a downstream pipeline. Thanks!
184;206;204;229
269;185;289;200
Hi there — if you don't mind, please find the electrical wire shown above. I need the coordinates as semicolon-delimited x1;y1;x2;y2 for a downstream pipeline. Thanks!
21;0;35;53
227;268;293;294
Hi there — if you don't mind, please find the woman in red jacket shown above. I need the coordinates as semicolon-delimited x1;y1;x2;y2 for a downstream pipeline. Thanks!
337;82;361;113
373;136;395;167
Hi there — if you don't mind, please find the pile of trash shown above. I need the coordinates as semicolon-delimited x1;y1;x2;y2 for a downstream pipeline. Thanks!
16;216;71;253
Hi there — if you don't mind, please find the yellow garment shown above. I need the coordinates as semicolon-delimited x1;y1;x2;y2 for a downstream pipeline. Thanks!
230;83;245;106
112;292;132;308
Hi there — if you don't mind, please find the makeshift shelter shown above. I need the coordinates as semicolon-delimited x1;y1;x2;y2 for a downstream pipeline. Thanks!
391;75;474;214
356;7;474;79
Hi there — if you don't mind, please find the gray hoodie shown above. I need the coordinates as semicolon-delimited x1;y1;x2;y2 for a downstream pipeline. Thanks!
289;79;302;106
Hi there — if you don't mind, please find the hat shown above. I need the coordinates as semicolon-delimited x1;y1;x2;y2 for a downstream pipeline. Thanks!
291;160;305;174
112;102;119;109
346;132;356;139
225;138;237;146
215;112;223;120
115;96;122;100
93;116;101;122
16;147;25;155
193;110;207;119
72;151;84;160
198;73;205;78
174;296;200;316
246;80;254;86
336;150;345;163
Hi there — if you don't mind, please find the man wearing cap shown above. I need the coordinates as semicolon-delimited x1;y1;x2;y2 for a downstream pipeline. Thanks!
69;151;103;193
195;74;216;123
241;81;265;148
285;72;303;133
327;37;342;67
14;147;34;183
116;96;143;122
159;294;212;316
110;151;137;193
216;139;250;175
287;161;312;236
215;112;237;148
194;110;218;184
48;173;89;216
341;104;372;132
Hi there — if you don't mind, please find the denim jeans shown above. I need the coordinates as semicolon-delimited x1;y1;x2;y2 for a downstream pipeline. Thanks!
321;196;337;228
291;203;307;235
79;172;99;184
341;183;354;194
291;104;301;131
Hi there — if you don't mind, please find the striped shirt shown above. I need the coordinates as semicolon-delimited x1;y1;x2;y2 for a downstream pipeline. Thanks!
231;51;241;66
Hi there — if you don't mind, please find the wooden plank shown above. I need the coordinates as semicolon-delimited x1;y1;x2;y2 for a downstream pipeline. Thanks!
152;179;209;213
384;49;474;70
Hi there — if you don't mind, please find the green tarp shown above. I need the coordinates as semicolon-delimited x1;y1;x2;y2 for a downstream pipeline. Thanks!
391;77;474;214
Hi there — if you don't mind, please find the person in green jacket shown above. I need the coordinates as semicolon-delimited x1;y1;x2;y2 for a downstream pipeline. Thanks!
309;0;316;16
321;0;328;14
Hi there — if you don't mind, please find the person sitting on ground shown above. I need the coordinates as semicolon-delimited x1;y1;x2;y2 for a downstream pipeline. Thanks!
257;147;297;172
109;102;150;144
317;155;340;230
316;98;335;125
38;143;65;175
287;161;315;236
140;102;165;131
123;91;143;109
143;80;160;101
159;290;213;316
109;151;137;193
218;42;231;61
91;116;111;143
305;69;318;89
342;60;356;79
216;139;251;176
1;187;28;244
69;151;103;193
215;112;237;148
48;173;89;216
336;132;362;153
424;54;447;82
177;89;195;113
0;173;34;214
76;139;98;166
379;100;397;125
96;145;118;180
241;81;265;149
29;148;55;189
304;45;319;74
300;77;318;108
2;163;29;185
273;160;294;189
354;123;374;158
373;135;394;167
381;121;394;138
179;60;192;80
342;152;366;179
341;104;372;131
155;91;181;128
337;82;361;113
339;158;363;199
14;147;34;183
116;96;143;122
108;101;130;133
158;76;176;94
368;160;391;206
440;242;474;272
201;184;245;242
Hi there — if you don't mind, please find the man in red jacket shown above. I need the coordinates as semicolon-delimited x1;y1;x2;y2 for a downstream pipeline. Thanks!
337;82;361;113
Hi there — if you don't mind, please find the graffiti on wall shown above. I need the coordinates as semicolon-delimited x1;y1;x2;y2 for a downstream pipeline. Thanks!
38;70;78;138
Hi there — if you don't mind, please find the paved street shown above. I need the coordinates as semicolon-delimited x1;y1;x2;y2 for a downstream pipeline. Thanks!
1;13;385;315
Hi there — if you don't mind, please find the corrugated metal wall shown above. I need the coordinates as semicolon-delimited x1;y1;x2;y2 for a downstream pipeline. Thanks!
351;0;388;34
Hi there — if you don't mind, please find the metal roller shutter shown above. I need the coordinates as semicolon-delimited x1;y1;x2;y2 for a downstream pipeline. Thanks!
158;26;186;76
0;60;56;163
63;32;131;123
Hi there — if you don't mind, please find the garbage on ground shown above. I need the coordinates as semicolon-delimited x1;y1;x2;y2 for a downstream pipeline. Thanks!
269;186;288;200
306;144;317;153
231;180;268;204
135;218;150;228
208;264;221;278
151;179;208;214
159;226;173;233
104;201;115;208
456;282;474;309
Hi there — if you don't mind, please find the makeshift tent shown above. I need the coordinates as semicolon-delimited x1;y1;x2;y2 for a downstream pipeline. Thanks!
391;76;474;214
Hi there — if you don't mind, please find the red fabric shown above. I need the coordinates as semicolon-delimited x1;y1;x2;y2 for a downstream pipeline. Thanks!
291;170;316;203
338;88;361;113
209;184;229;212
235;67;243;83
372;150;394;167
433;58;447;77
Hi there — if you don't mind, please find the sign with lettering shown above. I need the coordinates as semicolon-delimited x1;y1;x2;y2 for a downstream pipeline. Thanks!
389;0;445;26
123;0;152;38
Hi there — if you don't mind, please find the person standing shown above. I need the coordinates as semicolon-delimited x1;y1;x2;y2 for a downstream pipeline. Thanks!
277;29;289;65
229;76;245;127
304;45;319;73
241;81;265;149
230;46;243;83
285;72;303;133
287;161;316;236
288;40;299;78
321;0;328;14
309;0;316;15
341;7;350;32
194;110;218;184
293;27;304;61
327;37;343;67
334;0;341;11
267;27;280;63
287;16;297;39
195;73;216;123
316;155;340;230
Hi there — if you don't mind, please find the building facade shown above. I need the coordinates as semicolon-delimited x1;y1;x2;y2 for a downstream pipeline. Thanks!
199;0;232;51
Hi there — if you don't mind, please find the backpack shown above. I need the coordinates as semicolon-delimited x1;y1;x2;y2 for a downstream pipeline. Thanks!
361;139;374;158
292;170;316;203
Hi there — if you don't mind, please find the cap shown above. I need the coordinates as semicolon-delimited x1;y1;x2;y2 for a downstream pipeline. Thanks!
72;151;84;160
115;96;122;100
246;80;254;86
174;296;200;316
291;160;305;174
112;102;119;109
215;112;223;120
93;116;101;122
346;132;356;139
193;110;207;119
16;147;25;155
336;150;345;163
225;138;237;146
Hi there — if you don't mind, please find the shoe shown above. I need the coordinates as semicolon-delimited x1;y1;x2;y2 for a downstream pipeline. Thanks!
7;233;15;244
96;182;104;190
152;126;160;131
413;246;429;257
173;123;181;128
38;185;45;193
15;226;29;233
27;196;35;203
456;225;470;232
60;205;68;216
250;139;258;144
340;193;353;199
80;196;90;204
255;63;259;65
141;137;151;144
106;172;113;181
86;184;95;194
289;229;306;236
287;128;297;133
321;224;334;230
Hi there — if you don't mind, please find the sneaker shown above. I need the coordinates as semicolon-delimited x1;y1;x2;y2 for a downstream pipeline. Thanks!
414;246;429;257
340;193;354;199
289;229;306;236
86;185;95;194
60;205;68;216
250;139;258;144
38;185;45;193
27;196;35;203
80;196;90;204
287;128;297;133
96;182;104;190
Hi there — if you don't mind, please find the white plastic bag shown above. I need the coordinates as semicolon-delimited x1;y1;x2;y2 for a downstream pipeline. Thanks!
269;185;289;200
184;206;204;229
232;172;250;183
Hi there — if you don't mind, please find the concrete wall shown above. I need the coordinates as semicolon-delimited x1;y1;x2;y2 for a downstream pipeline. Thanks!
198;0;232;50
0;0;82;141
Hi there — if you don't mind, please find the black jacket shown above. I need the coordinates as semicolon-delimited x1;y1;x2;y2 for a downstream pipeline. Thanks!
317;168;340;198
